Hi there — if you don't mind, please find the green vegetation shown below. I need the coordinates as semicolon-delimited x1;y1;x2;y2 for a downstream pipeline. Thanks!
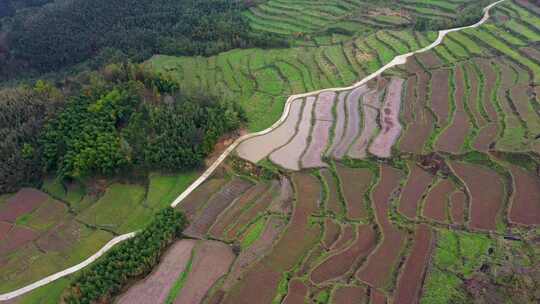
146;171;200;210
165;251;194;304
64;208;188;303
241;216;267;249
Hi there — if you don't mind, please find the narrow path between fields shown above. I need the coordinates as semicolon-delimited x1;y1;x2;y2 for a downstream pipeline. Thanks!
0;0;506;300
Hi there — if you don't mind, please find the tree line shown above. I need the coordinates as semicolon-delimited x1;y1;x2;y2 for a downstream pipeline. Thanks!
0;0;287;80
64;207;188;303
0;63;246;193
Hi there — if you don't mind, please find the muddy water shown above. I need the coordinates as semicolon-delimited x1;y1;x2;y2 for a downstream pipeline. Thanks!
270;97;315;170
326;91;347;156
236;99;303;163
369;77;404;158
333;85;368;158
302;120;332;168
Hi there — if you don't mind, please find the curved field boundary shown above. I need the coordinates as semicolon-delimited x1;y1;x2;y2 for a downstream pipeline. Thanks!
0;1;506;300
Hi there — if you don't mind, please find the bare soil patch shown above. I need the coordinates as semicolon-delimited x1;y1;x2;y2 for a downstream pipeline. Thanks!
333;85;368;158
336;164;374;220
0;221;12;242
302;120;332;168
321;169;342;215
223;173;321;303
370;289;387;304
210;183;269;239
401;76;417;124
394;224;434;304
178;177;228;219
0;226;38;255
222;216;287;290
431;69;451;126
237;99;303;163
473;123;498;152
268;176;293;214
0;188;48;223
330;224;355;252
282;279;308;304
422;179;454;222
270;97;315;170
450;190;467;225
436;66;470;153
117;240;196;304
174;241;235;304
322;219;341;250
450;161;504;231
369;77;404;158
184;178;252;238
310;225;376;284
508;165;540;226
225;181;278;240
357;165;405;288
416;52;443;69
398;162;433;219
331;285;367;304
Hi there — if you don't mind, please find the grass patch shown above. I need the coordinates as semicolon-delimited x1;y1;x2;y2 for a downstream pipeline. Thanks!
146;171;200;210
241;216;267;249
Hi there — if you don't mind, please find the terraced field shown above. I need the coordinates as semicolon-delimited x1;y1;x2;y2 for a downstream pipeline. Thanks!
2;0;539;303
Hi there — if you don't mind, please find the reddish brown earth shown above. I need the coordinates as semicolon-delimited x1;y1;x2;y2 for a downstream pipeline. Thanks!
222;216;287;290
322;219;341;249
282;279;308;304
209;183;269;239
0;221;11;242
400;61;434;154
178;178;228;219
450;191;467;225
430;69;451;126
0;188;48;223
336;164;374;220
310;225;376;284
436;66;470;154
398;163;433;219
401;76;417;124
184;178;252;238
520;46;540;61
473;123;498;152
296;244;324;277
454;161;505;230
331;286;367;304
117;240;196;304
174;241;235;304
330;224;355;252
35;221;75;252
508;165;540;226
475;59;498;122
0;226;38;255
417;52;443;68
422;179;454;222
370;289;387;304
321;169;342;215
357;165;405;288
394;224;434;304
222;173;321;304
327;92;347;157
268;176;294;214
464;63;487;127
510;84;536;128
451;161;504;230
225;181;278;240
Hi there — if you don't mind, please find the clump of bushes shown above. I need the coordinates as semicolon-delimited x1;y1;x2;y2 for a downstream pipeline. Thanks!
63;207;188;303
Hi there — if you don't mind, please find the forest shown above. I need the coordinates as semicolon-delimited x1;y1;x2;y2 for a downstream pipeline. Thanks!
0;63;245;193
0;0;286;79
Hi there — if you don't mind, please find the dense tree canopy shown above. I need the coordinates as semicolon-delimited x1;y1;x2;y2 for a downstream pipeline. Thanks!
0;63;245;193
0;0;285;77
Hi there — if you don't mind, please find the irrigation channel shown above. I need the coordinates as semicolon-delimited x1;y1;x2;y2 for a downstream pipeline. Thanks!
0;0;507;300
